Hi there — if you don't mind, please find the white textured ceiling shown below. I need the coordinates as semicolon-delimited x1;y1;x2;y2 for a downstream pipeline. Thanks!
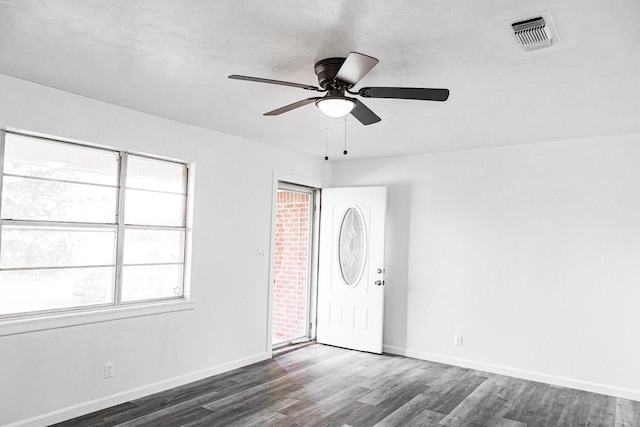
0;0;639;161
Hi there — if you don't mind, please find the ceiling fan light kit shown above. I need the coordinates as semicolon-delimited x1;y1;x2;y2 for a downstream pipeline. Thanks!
316;96;356;117
229;51;450;125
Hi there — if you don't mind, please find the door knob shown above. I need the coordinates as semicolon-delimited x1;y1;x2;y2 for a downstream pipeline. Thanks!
374;280;385;286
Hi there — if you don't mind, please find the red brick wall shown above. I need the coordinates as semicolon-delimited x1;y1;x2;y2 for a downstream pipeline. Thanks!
273;190;310;340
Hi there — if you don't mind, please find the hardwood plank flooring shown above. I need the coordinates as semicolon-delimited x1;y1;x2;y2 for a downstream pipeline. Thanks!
53;344;640;427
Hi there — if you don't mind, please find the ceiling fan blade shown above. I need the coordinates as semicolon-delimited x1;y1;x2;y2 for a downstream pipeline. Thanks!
359;87;450;101
229;75;320;91
264;98;321;116
350;99;381;125
335;52;379;87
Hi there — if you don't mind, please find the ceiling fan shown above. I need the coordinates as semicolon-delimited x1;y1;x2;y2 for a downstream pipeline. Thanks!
228;52;449;125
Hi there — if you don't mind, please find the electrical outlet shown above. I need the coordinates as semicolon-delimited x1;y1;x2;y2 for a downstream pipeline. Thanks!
257;249;266;261
455;335;463;347
105;362;114;379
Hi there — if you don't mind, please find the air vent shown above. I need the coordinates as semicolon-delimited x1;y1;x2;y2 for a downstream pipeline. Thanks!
510;15;555;51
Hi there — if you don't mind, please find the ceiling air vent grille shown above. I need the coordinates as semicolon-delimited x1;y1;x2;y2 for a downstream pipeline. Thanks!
512;17;552;51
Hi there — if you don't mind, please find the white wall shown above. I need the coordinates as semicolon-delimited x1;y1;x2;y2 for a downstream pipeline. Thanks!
332;134;640;401
0;74;331;426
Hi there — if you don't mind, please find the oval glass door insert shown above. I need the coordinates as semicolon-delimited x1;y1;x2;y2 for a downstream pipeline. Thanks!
338;207;367;286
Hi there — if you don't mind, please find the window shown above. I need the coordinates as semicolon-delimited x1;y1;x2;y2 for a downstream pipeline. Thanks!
0;131;192;319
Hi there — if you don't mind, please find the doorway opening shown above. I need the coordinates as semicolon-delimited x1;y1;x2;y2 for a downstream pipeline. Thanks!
271;182;318;349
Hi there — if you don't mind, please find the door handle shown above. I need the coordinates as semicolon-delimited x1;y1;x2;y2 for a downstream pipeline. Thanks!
374;280;385;286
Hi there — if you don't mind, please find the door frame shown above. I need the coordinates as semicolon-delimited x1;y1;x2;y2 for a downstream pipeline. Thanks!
267;172;323;354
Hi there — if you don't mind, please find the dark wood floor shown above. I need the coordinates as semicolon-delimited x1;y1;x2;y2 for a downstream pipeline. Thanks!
54;344;640;426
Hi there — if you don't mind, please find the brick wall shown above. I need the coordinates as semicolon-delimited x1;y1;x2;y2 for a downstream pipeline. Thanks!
272;190;310;340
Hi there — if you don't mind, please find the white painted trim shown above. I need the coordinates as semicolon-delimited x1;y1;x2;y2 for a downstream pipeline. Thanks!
266;171;325;353
383;345;640;402
182;161;196;300
0;300;196;337
6;351;271;427
272;171;325;190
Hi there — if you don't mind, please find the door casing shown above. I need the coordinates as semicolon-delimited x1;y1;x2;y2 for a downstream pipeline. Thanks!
267;173;322;352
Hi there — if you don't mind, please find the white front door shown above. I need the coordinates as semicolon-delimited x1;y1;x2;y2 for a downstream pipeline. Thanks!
316;186;387;354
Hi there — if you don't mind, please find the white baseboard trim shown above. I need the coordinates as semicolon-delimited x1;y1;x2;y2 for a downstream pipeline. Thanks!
383;345;640;402
7;351;271;427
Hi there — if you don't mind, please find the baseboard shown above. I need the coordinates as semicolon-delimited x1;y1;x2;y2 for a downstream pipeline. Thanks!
7;351;271;427
383;345;640;402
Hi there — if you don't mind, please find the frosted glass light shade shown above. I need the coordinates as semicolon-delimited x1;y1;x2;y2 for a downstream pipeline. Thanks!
316;97;356;117
338;207;366;286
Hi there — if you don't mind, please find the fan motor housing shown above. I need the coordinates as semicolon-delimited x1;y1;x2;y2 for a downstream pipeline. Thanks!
314;57;346;89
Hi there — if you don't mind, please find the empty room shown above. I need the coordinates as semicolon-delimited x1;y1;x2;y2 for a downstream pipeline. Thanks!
1;1;639;426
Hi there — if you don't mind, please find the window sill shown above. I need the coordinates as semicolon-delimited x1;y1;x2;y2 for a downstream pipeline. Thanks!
0;299;196;337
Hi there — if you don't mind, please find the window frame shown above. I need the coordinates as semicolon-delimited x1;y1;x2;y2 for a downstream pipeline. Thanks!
0;129;195;336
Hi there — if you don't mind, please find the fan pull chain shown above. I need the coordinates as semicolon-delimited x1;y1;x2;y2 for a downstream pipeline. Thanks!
324;128;329;161
343;116;348;156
